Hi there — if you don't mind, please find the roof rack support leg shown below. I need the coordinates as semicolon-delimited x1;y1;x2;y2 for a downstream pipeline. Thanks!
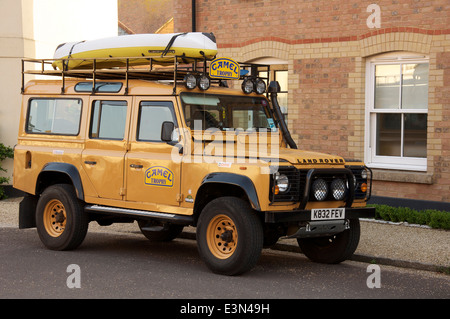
173;57;178;95
61;71;65;94
125;58;129;95
92;59;96;94
21;59;25;94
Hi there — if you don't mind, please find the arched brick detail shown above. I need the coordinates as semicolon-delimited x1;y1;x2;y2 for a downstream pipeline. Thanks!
360;32;433;57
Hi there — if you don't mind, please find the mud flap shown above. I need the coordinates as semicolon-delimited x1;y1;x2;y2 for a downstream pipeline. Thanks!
19;194;38;229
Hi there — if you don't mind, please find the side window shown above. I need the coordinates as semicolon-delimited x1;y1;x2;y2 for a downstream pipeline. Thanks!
26;98;82;135
137;101;177;142
90;100;127;140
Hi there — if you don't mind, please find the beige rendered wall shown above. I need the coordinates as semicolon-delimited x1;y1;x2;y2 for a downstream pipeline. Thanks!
0;0;118;182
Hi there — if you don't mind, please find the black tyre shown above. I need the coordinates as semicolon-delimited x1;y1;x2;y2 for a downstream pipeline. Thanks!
137;220;184;242
35;184;88;251
297;219;360;264
196;197;263;276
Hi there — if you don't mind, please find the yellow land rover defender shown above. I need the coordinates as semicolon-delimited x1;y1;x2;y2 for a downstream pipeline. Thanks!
15;55;374;275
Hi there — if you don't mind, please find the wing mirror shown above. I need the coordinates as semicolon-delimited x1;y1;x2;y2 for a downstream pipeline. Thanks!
161;121;175;142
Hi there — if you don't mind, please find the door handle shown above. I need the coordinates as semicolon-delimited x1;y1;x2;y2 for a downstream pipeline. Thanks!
84;161;97;165
130;164;143;169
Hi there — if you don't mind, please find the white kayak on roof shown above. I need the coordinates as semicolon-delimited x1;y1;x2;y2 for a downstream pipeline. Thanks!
52;32;217;70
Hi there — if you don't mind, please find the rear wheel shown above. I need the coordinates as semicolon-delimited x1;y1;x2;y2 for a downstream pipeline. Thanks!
297;219;360;264
197;197;263;276
36;184;88;251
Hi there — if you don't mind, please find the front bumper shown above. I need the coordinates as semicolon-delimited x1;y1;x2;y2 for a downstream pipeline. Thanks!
264;207;375;223
265;206;375;238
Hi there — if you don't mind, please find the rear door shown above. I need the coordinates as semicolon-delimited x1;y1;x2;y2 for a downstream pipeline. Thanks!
82;97;132;200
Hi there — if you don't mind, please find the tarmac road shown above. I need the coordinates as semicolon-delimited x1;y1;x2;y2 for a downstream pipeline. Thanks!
1;227;449;300
1;197;449;301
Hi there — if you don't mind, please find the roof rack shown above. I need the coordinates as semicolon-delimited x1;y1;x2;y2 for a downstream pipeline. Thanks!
21;55;271;95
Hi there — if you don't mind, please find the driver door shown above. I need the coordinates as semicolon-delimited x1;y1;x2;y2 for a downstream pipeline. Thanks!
125;98;182;208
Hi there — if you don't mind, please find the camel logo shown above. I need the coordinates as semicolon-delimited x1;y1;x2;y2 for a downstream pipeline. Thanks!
145;166;174;187
209;57;240;80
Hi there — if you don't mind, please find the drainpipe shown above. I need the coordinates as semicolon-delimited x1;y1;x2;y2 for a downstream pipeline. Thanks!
192;0;196;32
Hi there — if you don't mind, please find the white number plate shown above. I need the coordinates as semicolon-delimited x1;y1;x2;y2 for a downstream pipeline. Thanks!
311;208;345;220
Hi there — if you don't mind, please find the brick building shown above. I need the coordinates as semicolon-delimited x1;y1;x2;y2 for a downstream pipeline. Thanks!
118;0;174;34
173;0;450;207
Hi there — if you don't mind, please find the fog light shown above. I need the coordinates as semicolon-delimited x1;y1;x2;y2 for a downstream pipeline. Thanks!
197;74;210;90
312;178;328;201
184;74;197;89
255;78;266;94
242;78;254;94
331;179;346;200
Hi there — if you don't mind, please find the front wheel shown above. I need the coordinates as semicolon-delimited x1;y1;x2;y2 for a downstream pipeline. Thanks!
297;219;360;264
35;184;88;251
196;197;263;276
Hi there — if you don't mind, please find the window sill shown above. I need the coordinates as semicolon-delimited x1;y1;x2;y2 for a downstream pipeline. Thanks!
371;168;434;185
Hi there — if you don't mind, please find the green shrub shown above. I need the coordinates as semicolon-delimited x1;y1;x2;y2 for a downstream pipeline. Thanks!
369;204;450;230
373;204;392;221
411;209;432;226
0;143;14;200
429;210;450;230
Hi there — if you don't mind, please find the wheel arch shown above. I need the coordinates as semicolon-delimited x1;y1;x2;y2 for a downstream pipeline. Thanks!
193;172;261;226
36;163;84;201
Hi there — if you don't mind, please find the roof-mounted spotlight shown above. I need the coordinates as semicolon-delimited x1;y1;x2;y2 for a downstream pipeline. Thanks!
241;78;254;94
184;73;197;89
197;74;211;91
255;78;266;94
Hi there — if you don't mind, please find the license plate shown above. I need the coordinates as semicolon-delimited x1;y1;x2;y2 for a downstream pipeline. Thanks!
311;208;345;220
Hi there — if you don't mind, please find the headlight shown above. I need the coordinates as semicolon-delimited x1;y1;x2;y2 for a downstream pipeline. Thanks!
331;179;346;200
274;173;289;193
312;178;328;201
361;169;368;179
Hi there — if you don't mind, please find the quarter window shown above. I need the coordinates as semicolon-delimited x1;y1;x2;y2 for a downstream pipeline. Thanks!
26;98;82;135
366;53;428;171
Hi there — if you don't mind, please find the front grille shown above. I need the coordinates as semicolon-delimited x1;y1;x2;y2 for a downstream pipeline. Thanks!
270;166;372;205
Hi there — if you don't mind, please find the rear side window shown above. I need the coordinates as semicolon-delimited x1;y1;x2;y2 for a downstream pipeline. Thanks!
26;98;82;135
90;100;127;140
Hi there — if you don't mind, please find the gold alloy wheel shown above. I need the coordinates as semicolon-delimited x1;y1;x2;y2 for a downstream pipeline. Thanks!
43;199;67;237
206;214;238;259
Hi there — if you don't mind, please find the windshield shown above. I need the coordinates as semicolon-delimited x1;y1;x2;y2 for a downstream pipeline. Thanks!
181;93;277;131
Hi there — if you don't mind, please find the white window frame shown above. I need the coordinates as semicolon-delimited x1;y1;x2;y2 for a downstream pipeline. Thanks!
365;52;429;171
